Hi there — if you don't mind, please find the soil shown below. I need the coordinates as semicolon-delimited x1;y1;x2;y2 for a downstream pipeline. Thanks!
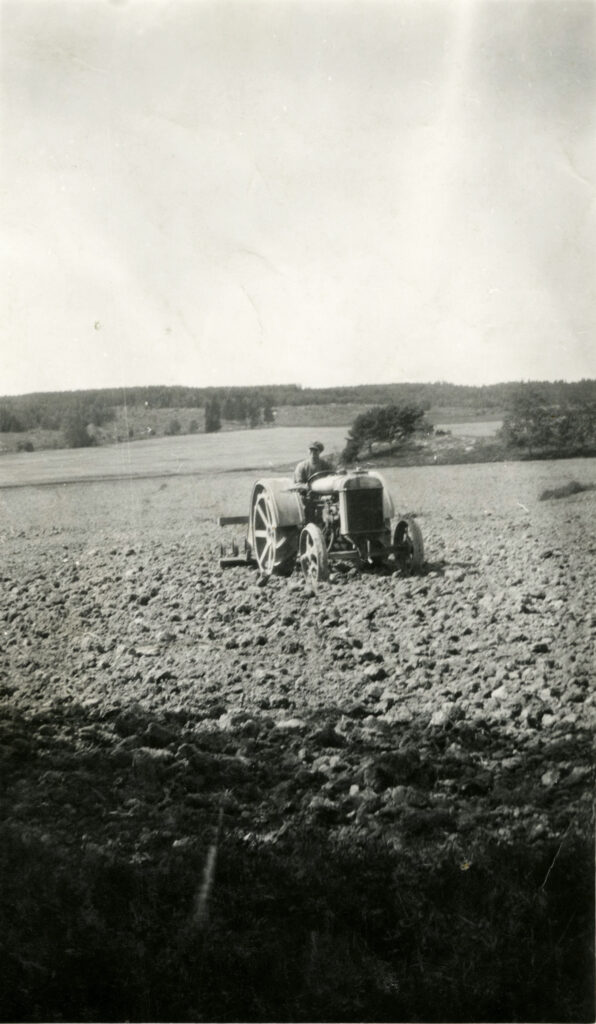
2;459;593;857
1;458;594;1021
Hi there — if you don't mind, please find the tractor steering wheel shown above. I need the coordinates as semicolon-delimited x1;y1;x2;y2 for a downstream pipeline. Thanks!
306;470;331;484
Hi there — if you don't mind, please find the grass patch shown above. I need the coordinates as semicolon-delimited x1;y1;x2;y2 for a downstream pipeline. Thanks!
1;822;593;1022
539;480;596;501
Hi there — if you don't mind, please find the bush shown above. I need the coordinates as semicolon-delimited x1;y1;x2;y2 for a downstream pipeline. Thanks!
342;434;361;464
501;386;596;456
62;409;94;448
342;404;430;463
16;439;34;452
189;419;199;434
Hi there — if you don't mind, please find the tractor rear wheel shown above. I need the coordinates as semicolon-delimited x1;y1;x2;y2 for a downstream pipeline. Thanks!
299;524;329;586
393;517;424;574
250;484;298;577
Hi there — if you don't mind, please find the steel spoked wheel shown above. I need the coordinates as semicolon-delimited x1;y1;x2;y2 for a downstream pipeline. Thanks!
250;485;297;576
299;523;329;586
393;517;424;575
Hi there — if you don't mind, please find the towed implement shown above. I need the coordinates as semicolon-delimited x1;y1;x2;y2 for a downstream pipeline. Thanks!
219;469;424;586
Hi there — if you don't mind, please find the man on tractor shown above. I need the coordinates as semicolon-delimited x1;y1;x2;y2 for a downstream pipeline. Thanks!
294;441;333;484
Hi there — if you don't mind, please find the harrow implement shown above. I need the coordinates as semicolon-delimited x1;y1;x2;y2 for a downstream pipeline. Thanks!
218;515;256;568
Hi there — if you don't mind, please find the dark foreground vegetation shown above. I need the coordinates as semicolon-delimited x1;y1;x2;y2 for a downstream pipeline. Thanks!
1;703;593;1024
1;827;593;1023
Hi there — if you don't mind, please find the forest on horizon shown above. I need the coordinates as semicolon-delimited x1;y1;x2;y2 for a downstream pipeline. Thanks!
1;377;595;461
1;379;595;436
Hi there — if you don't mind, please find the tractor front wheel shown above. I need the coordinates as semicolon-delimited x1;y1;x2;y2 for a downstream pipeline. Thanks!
299;524;329;587
250;484;298;577
393;517;424;574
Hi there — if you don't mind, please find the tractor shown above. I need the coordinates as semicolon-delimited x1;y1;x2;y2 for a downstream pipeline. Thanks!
219;469;424;586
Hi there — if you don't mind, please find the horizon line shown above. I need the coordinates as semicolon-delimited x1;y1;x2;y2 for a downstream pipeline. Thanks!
2;376;595;401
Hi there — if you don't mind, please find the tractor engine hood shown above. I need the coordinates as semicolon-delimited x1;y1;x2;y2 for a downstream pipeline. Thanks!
309;473;384;494
308;471;394;520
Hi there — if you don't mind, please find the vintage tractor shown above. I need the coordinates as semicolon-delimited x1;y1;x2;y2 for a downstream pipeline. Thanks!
219;469;424;586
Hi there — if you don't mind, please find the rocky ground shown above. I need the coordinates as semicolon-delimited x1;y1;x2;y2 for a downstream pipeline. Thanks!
0;458;594;1021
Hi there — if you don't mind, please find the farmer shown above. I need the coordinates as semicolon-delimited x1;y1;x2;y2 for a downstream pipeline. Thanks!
294;441;332;484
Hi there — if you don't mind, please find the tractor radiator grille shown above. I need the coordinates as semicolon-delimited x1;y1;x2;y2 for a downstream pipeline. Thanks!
342;489;385;533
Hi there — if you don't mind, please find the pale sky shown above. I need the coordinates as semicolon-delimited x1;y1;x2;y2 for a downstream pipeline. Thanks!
1;0;595;396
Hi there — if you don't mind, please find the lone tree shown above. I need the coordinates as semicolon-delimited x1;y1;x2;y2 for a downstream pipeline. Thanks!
204;398;221;433
263;397;275;423
247;398;261;428
62;407;94;448
342;403;430;464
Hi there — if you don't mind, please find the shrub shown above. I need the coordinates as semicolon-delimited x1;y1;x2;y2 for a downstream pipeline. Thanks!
341;434;361;465
16;439;34;452
502;386;596;456
62;409;94;448
342;403;430;463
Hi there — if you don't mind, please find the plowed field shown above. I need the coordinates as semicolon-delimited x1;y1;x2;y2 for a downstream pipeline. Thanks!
1;458;594;1022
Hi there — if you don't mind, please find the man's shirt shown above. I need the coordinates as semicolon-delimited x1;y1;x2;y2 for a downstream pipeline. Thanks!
294;457;332;483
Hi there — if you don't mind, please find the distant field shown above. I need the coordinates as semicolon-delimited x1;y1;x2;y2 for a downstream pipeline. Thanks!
435;419;503;437
274;403;370;427
0;403;505;457
0;425;351;488
425;406;505;424
275;404;504;432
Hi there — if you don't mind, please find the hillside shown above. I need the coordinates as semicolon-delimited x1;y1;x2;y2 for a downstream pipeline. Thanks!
1;379;594;461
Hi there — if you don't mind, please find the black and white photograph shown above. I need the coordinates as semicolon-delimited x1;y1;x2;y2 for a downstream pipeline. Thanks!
1;0;594;1021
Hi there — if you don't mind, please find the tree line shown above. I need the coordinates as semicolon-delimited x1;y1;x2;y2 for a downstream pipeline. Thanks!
500;384;596;456
0;386;283;435
204;393;275;432
2;378;595;430
1;379;594;452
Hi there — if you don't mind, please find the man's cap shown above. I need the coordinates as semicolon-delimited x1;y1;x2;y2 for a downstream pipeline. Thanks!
309;441;324;453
